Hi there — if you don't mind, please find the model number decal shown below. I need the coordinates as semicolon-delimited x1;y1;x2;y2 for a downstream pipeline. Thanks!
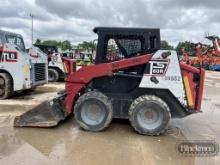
0;51;18;62
165;75;181;81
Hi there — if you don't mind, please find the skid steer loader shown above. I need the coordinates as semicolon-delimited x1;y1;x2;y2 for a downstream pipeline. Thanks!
0;30;48;99
34;44;69;82
14;27;205;135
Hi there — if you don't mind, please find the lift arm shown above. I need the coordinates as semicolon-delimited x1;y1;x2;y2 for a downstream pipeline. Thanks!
64;54;153;113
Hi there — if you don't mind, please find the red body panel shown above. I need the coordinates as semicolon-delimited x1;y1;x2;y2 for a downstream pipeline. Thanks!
62;57;76;74
180;62;205;111
64;54;153;113
182;70;196;109
196;68;205;110
180;62;200;74
63;55;205;115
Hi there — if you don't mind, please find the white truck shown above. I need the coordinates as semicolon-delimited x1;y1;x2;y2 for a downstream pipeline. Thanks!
0;30;48;99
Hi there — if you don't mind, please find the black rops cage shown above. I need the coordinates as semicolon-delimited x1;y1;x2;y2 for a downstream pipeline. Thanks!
93;27;160;64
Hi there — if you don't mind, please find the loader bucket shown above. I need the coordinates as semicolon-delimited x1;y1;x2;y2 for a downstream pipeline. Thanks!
14;96;66;127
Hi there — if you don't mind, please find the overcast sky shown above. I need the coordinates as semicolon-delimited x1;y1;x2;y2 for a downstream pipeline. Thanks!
1;0;219;47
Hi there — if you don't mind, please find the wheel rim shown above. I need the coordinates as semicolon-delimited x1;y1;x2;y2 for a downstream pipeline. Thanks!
80;100;106;126
137;104;164;130
48;71;55;81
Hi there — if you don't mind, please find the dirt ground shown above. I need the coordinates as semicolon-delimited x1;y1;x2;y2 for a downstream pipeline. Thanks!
0;72;220;165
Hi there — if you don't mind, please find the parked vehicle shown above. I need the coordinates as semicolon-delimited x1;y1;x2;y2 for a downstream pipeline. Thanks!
0;30;48;99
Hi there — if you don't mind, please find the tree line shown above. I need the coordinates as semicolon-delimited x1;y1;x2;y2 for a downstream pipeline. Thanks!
160;40;197;56
35;38;198;56
35;39;72;51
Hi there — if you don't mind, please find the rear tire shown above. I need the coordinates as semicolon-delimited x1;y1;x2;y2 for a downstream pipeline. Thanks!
74;91;113;132
0;73;13;99
48;68;59;82
129;95;171;136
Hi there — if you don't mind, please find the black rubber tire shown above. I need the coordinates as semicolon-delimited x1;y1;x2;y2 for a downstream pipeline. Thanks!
129;95;171;136
48;68;59;82
0;73;13;99
74;91;113;132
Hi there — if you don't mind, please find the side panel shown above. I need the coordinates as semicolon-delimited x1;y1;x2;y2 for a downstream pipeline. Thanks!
28;46;48;85
139;50;188;107
48;53;65;73
0;44;32;91
28;46;48;63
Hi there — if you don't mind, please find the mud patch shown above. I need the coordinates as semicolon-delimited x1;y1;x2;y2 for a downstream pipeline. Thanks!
0;128;65;165
10;91;35;100
0;115;14;127
0;105;32;114
0;128;23;159
166;126;185;139
33;86;60;93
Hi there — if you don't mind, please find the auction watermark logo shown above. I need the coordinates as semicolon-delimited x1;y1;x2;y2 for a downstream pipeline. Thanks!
176;140;219;157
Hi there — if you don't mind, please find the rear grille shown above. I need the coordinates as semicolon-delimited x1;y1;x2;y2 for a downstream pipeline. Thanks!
34;63;46;82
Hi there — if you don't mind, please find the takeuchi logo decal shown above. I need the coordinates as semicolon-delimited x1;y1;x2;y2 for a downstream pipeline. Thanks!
145;59;170;76
0;51;18;62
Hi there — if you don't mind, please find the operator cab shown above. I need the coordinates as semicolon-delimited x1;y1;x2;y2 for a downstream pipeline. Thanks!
0;30;26;52
93;27;160;64
92;27;161;94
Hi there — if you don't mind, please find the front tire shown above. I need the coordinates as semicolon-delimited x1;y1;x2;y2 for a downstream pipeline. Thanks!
129;95;171;136
0;73;13;99
48;68;59;82
74;91;113;132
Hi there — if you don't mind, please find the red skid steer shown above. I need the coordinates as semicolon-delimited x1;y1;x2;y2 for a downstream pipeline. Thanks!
14;27;205;135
